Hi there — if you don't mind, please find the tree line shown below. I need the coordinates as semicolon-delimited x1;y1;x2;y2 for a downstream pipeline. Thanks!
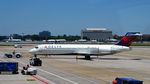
0;34;81;41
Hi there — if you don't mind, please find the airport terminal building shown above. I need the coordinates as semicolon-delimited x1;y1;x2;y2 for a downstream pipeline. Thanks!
81;28;112;42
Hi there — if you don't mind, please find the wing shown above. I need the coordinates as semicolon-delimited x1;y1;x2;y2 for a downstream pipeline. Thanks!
73;48;99;55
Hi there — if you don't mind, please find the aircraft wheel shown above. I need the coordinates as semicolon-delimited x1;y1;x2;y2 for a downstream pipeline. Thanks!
7;55;12;58
16;54;21;58
85;56;91;60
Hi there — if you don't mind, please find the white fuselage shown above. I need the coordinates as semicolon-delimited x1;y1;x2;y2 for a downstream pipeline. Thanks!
29;44;130;56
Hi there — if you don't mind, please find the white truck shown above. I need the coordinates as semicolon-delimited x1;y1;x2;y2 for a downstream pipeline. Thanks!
14;44;22;48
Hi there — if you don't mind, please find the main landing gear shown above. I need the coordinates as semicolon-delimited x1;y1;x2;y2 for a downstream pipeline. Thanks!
85;55;91;60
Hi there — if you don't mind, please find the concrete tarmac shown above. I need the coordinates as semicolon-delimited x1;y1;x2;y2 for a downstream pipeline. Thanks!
0;45;150;84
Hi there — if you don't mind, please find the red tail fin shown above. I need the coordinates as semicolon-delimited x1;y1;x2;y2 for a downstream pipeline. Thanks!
115;32;141;47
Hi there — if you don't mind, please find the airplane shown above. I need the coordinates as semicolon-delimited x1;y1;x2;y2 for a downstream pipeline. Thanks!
5;36;22;42
29;32;142;60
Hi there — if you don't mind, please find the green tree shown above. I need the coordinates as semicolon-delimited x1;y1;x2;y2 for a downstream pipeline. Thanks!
0;36;7;41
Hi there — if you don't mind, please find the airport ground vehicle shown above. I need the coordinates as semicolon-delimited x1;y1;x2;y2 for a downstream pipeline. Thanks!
14;44;22;48
21;67;37;75
30;57;42;66
4;52;22;58
0;62;18;74
113;77;143;84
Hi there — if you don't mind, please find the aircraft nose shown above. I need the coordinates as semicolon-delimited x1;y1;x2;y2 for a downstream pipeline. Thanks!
29;49;36;54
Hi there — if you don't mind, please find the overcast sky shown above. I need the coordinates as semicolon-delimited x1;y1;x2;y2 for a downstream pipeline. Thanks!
0;0;150;36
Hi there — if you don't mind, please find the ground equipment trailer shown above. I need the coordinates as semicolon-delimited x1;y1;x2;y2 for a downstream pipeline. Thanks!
4;52;22;58
14;44;22;48
0;62;19;74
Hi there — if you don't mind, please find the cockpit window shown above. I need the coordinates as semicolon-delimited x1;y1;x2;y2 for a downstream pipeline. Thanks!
35;46;38;49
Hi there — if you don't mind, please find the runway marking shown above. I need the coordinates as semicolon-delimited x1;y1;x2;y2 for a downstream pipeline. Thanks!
0;80;25;82
41;64;99;84
18;58;100;84
25;79;38;81
14;59;79;84
35;75;56;84
31;75;48;84
31;60;98;84
14;59;78;84
18;67;55;84
37;67;78;84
